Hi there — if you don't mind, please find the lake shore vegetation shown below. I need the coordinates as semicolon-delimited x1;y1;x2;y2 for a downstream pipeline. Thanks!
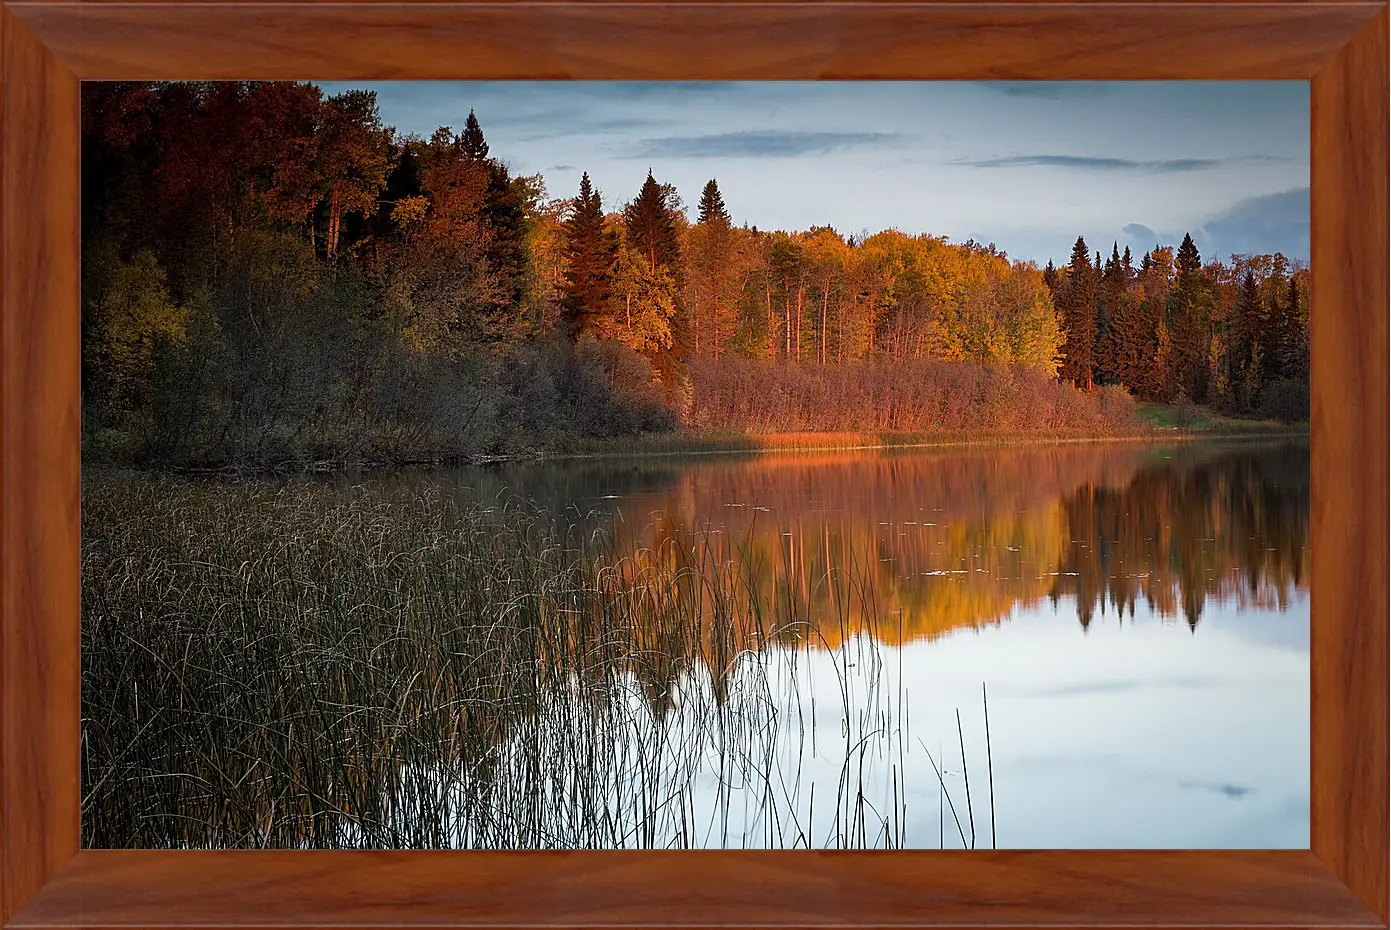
82;82;1308;471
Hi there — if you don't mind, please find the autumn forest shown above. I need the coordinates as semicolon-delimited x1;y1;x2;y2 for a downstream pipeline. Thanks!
82;81;1309;468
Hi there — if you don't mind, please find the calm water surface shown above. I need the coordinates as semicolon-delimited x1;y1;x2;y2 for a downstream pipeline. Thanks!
414;439;1309;849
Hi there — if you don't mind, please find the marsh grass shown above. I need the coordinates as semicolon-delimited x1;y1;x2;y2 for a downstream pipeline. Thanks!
82;472;994;850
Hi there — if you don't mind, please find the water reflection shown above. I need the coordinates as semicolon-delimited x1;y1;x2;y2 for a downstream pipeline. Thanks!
418;439;1310;849
441;440;1309;643
84;441;1309;850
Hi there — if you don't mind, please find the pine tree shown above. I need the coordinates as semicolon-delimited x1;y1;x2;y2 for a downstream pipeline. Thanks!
1060;236;1096;390
688;178;739;357
623;171;688;409
1168;233;1210;401
1108;288;1149;392
1261;266;1288;381
1234;271;1264;407
1094;242;1124;383
1276;273;1309;380
460;109;489;160
482;162;531;320
624;170;681;271
1177;232;1201;282
697;179;730;226
560;172;617;338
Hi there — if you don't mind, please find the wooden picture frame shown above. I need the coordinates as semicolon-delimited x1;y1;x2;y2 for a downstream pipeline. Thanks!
2;2;1385;927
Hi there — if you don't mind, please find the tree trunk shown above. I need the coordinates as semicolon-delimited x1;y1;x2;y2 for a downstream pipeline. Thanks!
795;283;804;362
821;289;829;365
328;187;342;263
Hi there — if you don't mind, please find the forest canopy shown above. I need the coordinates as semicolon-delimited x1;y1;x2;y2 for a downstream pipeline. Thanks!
80;81;1310;468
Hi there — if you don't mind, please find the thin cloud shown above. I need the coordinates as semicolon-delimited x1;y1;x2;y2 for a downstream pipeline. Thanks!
973;81;1112;100
1179;780;1256;799
956;154;1286;173
626;130;906;159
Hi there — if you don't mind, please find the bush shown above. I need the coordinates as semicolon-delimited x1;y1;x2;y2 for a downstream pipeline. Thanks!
1255;379;1310;423
687;356;1142;435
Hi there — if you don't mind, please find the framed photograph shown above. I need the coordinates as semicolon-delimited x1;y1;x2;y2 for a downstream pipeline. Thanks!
2;2;1385;929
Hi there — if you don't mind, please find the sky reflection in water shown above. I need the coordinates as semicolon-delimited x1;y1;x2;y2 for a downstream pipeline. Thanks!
425;439;1309;848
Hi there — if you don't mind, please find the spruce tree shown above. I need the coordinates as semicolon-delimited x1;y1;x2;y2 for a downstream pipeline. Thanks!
1168;233;1209;402
1060;236;1096;391
1261;268;1288;381
1094;242;1125;384
460;109;489;160
1235;270;1264;407
697;179;730;226
689;178;737;357
624;170;681;271
1276;274;1308;380
560;172;617;338
1177;232;1201;282
624;171;688;409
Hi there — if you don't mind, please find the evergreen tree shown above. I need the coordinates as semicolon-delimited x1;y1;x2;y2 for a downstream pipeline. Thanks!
482;162;531;320
1261;266;1288;381
448;111;527;320
1168;232;1210;401
1234;271;1264;407
460;109;489;160
1108;288;1149;392
1177;233;1201;283
1060;236;1096;390
1276;273;1308;380
624;170;682;271
624;171;688;396
697;179;730;226
1094;242;1124;383
1043;260;1059;299
688;178;740;357
560;172;617;338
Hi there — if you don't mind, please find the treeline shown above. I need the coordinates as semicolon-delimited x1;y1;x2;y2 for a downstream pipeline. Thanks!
81;82;1304;467
1044;235;1309;421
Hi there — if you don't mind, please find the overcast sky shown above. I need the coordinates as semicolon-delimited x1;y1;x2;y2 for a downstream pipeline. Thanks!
316;81;1309;267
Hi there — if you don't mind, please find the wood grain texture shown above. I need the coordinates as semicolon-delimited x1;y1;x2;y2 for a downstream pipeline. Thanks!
1309;6;1390;927
3;2;1379;80
10;849;1387;928
0;0;1388;928
0;5;81;927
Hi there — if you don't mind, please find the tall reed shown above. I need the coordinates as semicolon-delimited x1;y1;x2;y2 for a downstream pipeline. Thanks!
82;472;989;850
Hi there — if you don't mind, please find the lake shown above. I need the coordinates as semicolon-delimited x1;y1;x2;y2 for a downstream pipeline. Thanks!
81;439;1309;850
392;438;1310;848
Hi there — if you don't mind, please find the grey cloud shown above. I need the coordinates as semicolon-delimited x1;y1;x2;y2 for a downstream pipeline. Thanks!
1194;187;1309;260
1179;780;1256;799
1118;187;1310;263
1121;223;1158;245
974;81;1112;100
626;130;906;159
957;154;1285;173
548;164;577;171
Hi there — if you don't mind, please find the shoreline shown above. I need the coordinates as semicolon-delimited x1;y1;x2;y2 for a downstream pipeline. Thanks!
83;424;1310;477
553;426;1308;463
